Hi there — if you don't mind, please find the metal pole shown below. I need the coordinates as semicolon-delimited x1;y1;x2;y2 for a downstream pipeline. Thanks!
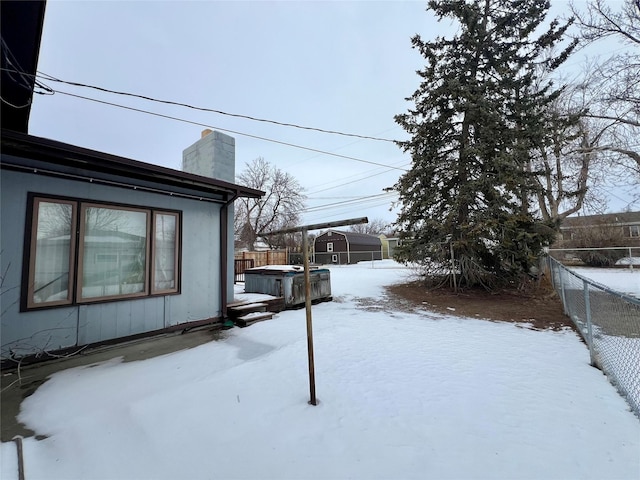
583;280;596;367
258;216;368;407
13;436;25;480
559;266;568;315
629;247;633;271
302;227;317;405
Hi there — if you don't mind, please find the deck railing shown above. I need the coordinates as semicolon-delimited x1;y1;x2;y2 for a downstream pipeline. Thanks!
233;259;254;284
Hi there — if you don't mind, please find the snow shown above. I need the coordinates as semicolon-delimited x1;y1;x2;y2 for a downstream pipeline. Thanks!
2;260;639;480
570;266;640;297
616;257;640;266
232;285;274;304
246;264;306;272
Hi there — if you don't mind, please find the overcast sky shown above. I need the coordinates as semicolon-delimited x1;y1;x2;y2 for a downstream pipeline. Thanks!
29;0;638;227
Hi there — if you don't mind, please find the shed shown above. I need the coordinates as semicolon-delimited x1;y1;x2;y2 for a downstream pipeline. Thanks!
314;230;383;265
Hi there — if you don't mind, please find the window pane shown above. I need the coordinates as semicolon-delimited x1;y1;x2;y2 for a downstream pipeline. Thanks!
153;213;178;292
31;201;74;304
80;206;148;299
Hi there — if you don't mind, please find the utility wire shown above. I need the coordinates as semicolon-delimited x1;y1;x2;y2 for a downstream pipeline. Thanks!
53;89;409;171
3;65;409;171
306;164;408;195
303;199;397;223
31;69;397;142
0;41;54;108
302;192;397;213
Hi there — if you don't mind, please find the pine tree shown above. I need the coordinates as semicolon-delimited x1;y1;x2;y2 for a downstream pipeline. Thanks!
394;0;576;288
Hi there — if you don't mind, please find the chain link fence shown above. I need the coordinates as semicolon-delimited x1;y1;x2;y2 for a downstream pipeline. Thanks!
547;256;640;417
549;246;640;268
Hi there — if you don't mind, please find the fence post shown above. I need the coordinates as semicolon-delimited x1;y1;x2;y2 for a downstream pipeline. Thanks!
629;247;633;271
583;280;597;367
559;266;568;315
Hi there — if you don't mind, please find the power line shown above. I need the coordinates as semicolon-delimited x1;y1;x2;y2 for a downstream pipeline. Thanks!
282;126;404;170
1;66;410;171
302;192;397;214
53;89;409;172
303;199;397;224
306;164;408;195
307;195;391;200
30;70;397;143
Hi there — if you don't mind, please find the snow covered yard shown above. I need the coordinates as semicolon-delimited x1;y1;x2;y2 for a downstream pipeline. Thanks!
2;261;639;480
570;266;640;298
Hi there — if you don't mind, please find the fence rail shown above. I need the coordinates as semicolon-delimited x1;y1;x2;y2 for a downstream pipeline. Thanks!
547;256;640;417
548;246;640;269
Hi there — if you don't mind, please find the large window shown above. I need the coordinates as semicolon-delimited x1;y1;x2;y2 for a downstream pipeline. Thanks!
630;225;640;238
24;195;180;309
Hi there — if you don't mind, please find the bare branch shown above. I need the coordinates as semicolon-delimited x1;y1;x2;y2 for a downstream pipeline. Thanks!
235;157;306;250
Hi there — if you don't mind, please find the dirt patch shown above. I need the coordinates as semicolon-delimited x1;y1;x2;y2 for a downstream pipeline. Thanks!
386;281;576;332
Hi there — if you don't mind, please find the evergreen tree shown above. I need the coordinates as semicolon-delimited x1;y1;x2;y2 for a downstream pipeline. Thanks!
394;0;576;288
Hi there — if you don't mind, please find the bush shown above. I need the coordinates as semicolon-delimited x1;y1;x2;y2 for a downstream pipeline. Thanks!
577;249;625;267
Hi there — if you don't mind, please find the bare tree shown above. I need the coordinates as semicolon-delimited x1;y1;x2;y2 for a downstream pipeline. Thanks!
570;0;640;170
234;157;306;250
37;202;128;238
532;78;618;224
571;0;640;46
348;218;392;235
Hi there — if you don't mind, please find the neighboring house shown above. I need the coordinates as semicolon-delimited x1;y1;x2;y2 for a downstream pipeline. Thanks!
555;212;640;248
379;234;400;259
0;2;264;361
314;230;382;265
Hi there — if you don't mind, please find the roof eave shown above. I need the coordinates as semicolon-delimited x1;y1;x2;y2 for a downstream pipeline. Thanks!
0;130;264;199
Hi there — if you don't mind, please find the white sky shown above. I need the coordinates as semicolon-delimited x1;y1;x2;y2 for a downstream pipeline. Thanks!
29;0;639;226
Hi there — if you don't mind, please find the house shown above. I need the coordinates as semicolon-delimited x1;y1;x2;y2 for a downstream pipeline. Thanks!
0;2;264;362
378;234;401;259
314;230;382;265
556;212;640;247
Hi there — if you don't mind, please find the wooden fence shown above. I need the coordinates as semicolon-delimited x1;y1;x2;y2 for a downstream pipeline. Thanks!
234;250;288;283
234;250;288;267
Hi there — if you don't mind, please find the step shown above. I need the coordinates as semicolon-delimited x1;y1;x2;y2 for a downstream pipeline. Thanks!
227;302;267;319
234;312;274;328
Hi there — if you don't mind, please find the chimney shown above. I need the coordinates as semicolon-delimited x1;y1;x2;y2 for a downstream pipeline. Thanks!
182;129;235;183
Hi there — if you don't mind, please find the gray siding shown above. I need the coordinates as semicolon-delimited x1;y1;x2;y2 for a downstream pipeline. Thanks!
1;169;225;358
